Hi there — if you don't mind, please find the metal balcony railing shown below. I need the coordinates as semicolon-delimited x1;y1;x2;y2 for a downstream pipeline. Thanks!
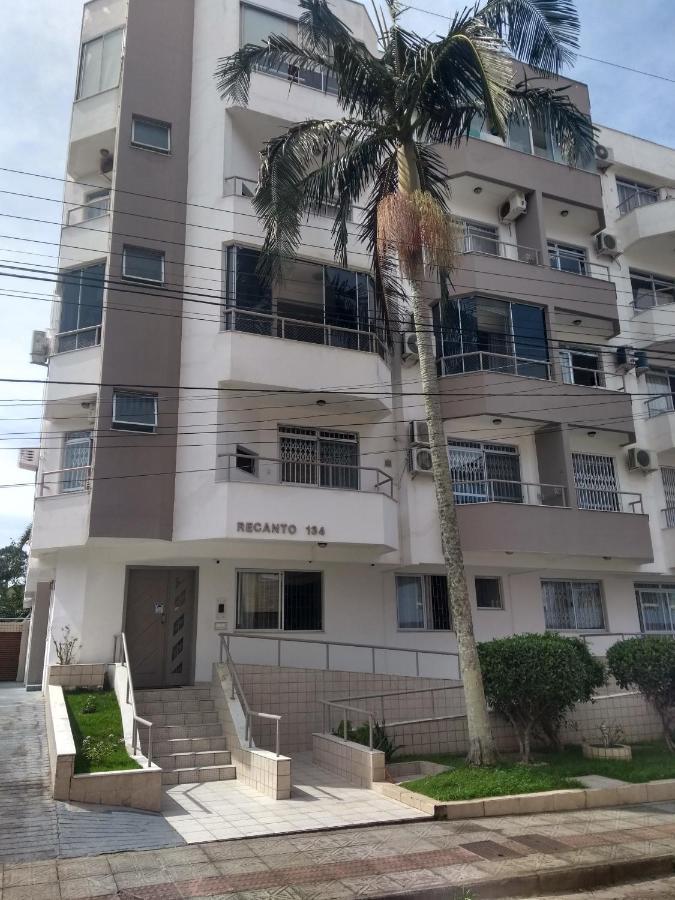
462;233;541;265
55;325;101;354
437;350;551;380
562;363;606;388
222;306;387;359
37;466;92;497
617;187;666;216
645;394;675;418
662;507;675;529
223;175;355;221
548;252;611;281
452;479;567;507
575;488;644;515
65;195;111;226
216;453;394;498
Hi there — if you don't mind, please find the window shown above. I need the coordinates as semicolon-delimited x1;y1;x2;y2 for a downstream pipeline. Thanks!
62;431;92;493
448;440;522;504
236;445;257;475
396;575;452;630
236;570;322;630
572;452;619;512
635;583;675;633
77;28;124;100
131;116;171;154
616;178;659;215
57;263;105;352
475;577;503;609
279;426;359;490
646;369;675;417
463;221;499;255
122;246;165;283
631;270;675;310
548;241;587;277
559;347;605;388
432;294;549;380
542;580;605;631
112;391;158;432
240;5;337;94
662;467;675;528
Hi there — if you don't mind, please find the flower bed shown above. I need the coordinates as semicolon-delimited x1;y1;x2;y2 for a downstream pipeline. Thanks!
63;688;140;774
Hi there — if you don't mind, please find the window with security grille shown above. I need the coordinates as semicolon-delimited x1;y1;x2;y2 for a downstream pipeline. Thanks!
279;425;359;489
396;575;452;630
542;580;605;631
572;452;619;511
448;440;522;504
61;431;92;493
662;468;675;528
236;570;322;631
635;583;675;633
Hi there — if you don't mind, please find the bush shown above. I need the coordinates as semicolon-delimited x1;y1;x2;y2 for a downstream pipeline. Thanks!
478;633;606;763
332;719;402;762
607;637;675;752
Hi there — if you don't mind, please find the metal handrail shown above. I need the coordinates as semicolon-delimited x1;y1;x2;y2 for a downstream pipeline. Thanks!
320;699;375;750
462;233;540;265
113;633;153;767
223;175;257;198
37;466;92;498
54;325;101;353
617;187;668;216
65;196;111;226
453;478;567;508
218;631;460;678
219;635;281;756
222;305;388;360
437;350;551;379
575;488;644;515
548;252;611;281
215;452;394;498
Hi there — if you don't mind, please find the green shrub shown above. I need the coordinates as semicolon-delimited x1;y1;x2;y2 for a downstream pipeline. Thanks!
607;637;675;752
332;719;402;762
478;633;606;762
81;695;98;714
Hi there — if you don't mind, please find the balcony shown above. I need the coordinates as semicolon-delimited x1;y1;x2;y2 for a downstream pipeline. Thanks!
450;247;618;322
172;456;399;555
68;88;119;179
437;353;634;433
31;467;92;551
615;190;675;251
643;396;675;452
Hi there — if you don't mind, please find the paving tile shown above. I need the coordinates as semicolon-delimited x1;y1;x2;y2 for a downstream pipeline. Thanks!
57;857;111;880
59;874;117;899
3;885;61;900
2;861;58;888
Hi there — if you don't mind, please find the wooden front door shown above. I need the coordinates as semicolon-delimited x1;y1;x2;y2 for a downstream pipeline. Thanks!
124;568;196;689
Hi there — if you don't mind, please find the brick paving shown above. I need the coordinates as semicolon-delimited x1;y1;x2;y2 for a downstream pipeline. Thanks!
1;802;674;899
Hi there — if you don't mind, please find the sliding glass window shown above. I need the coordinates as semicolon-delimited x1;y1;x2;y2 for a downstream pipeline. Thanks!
57;263;105;352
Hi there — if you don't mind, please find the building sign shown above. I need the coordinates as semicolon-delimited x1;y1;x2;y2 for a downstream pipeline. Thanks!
236;522;326;536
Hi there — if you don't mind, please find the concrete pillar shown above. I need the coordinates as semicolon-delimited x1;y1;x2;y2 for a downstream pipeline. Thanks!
24;581;52;690
535;424;578;509
515;188;547;263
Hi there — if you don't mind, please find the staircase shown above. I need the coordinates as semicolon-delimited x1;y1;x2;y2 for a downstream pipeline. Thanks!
135;683;236;786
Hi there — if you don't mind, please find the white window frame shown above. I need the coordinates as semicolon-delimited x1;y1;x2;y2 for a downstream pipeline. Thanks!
548;240;588;276
111;391;158;433
635;583;675;634
395;574;453;632
131;116;172;154
236;569;324;632
475;577;504;610
559;347;605;388
76;27;124;100
542;579;606;632
122;245;165;284
61;431;92;493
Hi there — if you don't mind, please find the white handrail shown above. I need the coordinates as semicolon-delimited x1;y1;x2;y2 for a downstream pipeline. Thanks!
113;633;153;767
220;636;281;756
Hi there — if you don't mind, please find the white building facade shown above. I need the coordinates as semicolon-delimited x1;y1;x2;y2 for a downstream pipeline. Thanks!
22;0;675;691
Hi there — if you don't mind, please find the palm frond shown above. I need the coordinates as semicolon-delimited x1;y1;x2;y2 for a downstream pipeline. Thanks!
509;82;596;164
479;0;580;73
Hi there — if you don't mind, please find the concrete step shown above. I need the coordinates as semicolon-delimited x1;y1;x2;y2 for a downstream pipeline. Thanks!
136;699;216;717
135;685;212;704
162;764;237;786
148;711;219;727
157;750;231;771
154;735;226;756
141;723;224;743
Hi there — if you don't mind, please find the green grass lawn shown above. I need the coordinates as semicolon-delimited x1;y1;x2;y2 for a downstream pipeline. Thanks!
64;689;141;775
401;742;675;803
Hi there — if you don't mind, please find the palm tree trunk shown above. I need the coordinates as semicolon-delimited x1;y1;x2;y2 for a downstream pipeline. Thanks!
398;144;497;766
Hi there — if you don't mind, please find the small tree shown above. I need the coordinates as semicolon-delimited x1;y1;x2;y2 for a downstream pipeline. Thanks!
0;526;31;618
478;633;606;763
607;637;675;752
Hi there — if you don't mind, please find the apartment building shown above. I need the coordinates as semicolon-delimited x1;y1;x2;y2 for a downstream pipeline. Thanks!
21;0;675;693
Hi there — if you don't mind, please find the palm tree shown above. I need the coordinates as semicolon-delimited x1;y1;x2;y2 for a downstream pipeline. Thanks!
215;0;594;764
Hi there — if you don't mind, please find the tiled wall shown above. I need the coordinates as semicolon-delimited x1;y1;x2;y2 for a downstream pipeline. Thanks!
312;733;385;788
239;665;663;757
49;664;106;689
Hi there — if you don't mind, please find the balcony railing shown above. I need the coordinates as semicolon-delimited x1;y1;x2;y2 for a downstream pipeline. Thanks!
575;488;644;515
65;196;111;226
37;466;92;497
662;507;675;529
223;175;355;222
562;364;606;389
216;453;394;498
453;479;567;507
617;187;666;216
222;307;387;359
462;233;541;265
548;252;611;281
645;394;675;418
55;325;101;354
437;350;551;380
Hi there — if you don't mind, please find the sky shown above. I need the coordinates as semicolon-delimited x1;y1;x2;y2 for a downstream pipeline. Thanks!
0;0;674;546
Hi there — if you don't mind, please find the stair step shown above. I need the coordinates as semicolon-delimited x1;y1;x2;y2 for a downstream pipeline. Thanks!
148;711;219;727
135;685;212;703
141;723;224;742
157;750;231;770
136;699;216;717
162;764;237;786
154;736;226;755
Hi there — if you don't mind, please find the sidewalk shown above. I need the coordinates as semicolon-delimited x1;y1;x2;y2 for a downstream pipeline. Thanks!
2;801;674;899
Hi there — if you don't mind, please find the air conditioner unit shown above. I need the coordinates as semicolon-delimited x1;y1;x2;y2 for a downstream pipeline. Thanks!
595;230;622;258
499;191;527;224
409;446;434;475
401;331;419;365
626;445;657;473
17;448;39;472
30;330;50;366
409;420;430;447
594;144;614;170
